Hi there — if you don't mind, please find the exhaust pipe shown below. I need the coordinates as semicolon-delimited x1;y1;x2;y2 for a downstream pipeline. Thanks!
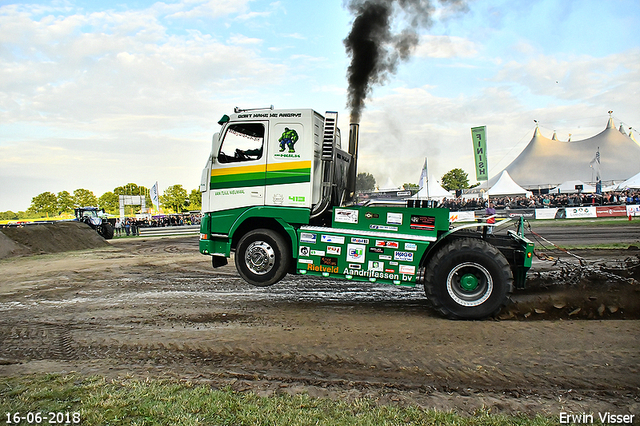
345;123;359;202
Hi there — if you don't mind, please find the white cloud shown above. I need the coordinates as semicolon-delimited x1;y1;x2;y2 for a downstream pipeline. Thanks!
0;1;295;210
165;0;252;20
352;47;640;187
414;35;478;59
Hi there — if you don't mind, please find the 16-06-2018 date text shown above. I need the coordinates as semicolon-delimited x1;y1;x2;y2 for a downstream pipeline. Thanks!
5;412;80;424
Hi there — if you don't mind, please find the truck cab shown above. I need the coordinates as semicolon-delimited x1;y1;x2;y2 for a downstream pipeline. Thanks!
200;108;348;216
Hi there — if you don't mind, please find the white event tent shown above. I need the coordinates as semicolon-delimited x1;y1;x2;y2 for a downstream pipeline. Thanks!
550;180;596;194
414;175;454;199
488;171;532;197
616;171;640;190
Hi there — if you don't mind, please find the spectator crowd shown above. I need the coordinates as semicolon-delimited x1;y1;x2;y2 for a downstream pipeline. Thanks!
114;213;202;237
439;190;640;211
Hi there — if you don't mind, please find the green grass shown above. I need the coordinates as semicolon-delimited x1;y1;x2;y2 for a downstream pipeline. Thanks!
0;374;559;426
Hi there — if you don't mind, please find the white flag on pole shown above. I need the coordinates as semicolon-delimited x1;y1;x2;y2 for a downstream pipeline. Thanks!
150;182;160;209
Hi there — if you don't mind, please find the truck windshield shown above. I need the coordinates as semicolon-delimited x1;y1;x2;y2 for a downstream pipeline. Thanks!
218;123;264;163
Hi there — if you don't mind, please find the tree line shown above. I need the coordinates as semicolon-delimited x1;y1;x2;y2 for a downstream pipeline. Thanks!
356;168;477;193
3;168;475;220
0;183;201;220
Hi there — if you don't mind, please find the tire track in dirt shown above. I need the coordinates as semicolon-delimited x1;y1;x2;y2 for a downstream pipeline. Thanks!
1;318;637;393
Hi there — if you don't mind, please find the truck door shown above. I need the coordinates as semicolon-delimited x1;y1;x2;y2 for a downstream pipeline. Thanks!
210;121;268;212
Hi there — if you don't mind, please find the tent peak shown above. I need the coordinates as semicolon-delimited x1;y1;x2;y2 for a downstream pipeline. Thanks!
606;116;614;129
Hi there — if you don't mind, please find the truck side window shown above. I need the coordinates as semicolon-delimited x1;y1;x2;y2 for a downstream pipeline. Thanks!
218;123;264;163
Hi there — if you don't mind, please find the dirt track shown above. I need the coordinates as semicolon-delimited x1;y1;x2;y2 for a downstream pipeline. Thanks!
0;235;639;417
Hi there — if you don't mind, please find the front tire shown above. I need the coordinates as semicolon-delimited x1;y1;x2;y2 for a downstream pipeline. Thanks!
235;229;290;287
424;238;513;320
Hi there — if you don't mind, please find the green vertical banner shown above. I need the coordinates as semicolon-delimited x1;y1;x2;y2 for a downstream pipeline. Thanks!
471;126;488;181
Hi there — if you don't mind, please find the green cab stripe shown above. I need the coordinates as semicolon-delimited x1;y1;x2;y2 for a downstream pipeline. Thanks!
210;167;310;190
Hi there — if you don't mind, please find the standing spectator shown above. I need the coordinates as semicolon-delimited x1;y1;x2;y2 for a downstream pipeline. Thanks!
485;201;496;234
124;220;131;236
115;219;122;237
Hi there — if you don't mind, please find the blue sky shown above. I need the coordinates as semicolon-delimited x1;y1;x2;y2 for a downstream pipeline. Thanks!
1;0;639;211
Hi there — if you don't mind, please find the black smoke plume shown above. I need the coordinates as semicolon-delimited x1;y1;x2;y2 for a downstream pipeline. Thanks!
344;0;467;123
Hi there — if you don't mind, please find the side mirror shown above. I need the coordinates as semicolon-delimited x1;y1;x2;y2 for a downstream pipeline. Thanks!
211;132;221;161
200;165;209;193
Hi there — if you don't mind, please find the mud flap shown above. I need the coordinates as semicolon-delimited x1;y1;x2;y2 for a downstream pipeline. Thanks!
212;255;228;268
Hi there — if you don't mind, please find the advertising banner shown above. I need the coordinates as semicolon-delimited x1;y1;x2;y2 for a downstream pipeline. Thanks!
535;208;559;220
596;206;627;217
505;209;535;219
471;126;488;181
627;205;640;217
449;211;476;223
565;206;597;219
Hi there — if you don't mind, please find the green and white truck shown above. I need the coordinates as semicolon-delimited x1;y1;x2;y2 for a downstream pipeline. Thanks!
199;107;534;319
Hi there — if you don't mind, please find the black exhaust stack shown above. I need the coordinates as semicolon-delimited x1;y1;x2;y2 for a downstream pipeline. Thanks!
345;123;359;203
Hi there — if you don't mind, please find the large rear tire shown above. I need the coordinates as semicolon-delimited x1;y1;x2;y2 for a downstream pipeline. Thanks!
424;238;512;320
235;229;290;287
99;223;114;239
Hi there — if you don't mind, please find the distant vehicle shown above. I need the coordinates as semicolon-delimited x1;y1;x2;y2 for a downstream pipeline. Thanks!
74;207;115;239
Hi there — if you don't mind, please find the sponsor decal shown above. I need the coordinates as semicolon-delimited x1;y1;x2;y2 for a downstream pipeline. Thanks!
385;269;395;273
288;196;306;204
342;267;401;281
213;189;246;196
351;237;369;244
386;212;403;225
368;261;384;272
327;246;341;255
346;244;366;263
321;235;345;244
298;259;313;264
369;247;384;254
389;261;398;266
278;127;299;153
335;208;359;224
410;215;435;231
364;212;379;219
399;265;416;275
310;250;325;256
299;246;310;256
348;264;362;270
300;233;316;243
404;242;418;251
370;224;398;231
394;251;414;262
375;240;399;248
274;152;301;159
321;256;338;266
379;255;392;260
273;194;284;204
307;263;338;273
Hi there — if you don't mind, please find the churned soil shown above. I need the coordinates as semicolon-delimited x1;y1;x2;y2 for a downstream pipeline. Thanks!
0;222;108;258
0;230;638;417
